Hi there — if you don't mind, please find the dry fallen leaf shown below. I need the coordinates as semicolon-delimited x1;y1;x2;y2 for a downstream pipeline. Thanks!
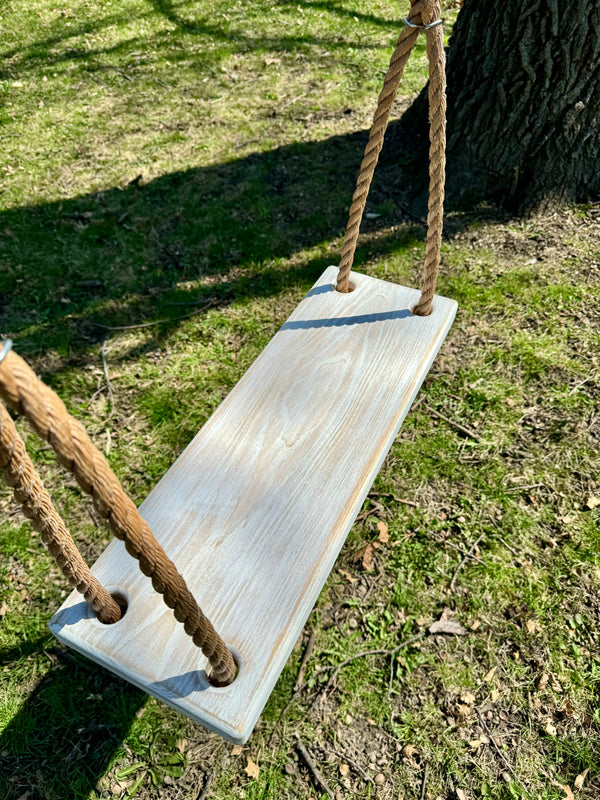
559;698;574;716
545;721;557;736
490;689;500;703
585;495;600;509
574;769;589;789
468;740;482;750
456;704;473;720
339;764;350;776
483;666;497;682
353;543;375;570
460;691;477;706
338;568;358;584
456;789;468;800
231;744;243;756
244;756;260;780
429;617;468;636
560;513;578;524
551;780;574;800
0;601;8;618
175;739;187;754
402;744;420;766
377;521;390;543
525;618;542;635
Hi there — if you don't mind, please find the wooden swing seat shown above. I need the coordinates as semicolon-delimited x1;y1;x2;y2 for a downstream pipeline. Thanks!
49;266;456;744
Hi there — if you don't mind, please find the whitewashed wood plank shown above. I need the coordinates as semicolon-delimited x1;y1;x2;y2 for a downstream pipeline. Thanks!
49;267;457;744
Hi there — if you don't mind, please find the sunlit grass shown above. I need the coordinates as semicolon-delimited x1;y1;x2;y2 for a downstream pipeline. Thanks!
1;0;599;798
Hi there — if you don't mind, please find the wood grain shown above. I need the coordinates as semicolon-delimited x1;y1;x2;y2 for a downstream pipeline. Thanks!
49;267;457;743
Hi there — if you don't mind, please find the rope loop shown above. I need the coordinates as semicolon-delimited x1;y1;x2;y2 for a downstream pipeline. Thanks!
336;0;446;317
0;344;237;685
0;399;122;624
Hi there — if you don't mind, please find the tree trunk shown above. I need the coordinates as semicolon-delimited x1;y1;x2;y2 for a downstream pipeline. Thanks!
396;0;600;211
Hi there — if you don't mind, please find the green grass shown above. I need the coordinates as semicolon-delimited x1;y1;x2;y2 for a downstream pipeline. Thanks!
1;0;600;798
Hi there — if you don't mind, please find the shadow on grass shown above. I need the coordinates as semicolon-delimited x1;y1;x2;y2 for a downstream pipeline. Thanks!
0;0;395;82
152;0;400;36
0;638;147;800
0;125;394;358
1;120;505;377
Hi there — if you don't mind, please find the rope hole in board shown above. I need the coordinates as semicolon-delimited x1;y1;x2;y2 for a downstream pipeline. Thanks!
205;647;242;688
94;589;129;624
411;301;433;317
335;280;356;294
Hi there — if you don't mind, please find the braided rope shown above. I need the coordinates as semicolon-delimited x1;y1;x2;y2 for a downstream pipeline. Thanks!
336;0;423;293
0;402;122;624
0;349;236;685
412;0;446;316
336;0;447;317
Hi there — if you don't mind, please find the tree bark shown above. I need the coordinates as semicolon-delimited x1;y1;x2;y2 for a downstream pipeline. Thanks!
397;0;600;211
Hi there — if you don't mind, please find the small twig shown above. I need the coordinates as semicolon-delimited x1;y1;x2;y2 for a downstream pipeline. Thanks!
410;393;426;412
321;746;374;785
90;299;213;331
294;630;317;692
423;403;482;442
282;92;308;108
90;376;105;403
505;446;531;459
234;138;261;150
271;633;426;739
369;491;418;508
116;69;134;82
506;483;544;492
492;529;520;557
432;535;487;566
475;709;522;788
100;341;115;419
356;498;385;521
420;764;428;800
318;632;427;704
196;766;215;800
64;741;82;764
295;737;334;799
396;497;419;508
450;532;485;591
